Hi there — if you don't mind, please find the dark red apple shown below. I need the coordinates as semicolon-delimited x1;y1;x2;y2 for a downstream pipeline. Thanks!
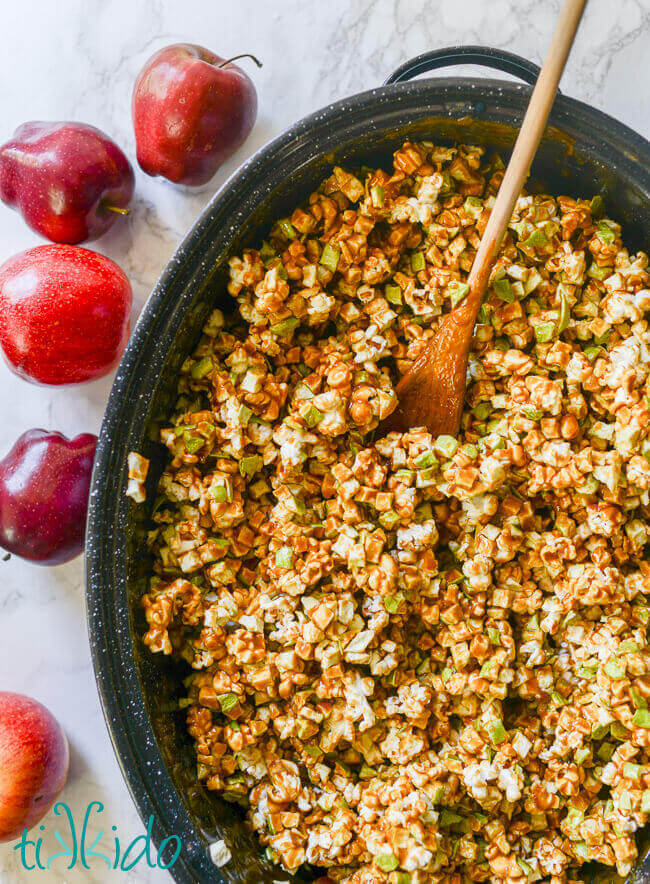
0;430;97;565
132;44;259;186
0;244;132;385
0;693;69;842
0;122;134;244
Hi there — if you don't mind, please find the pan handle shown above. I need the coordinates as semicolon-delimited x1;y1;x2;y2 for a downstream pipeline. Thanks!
384;45;558;92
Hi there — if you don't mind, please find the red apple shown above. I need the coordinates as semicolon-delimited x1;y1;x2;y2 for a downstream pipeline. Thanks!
0;121;134;244
0;430;97;565
132;44;259;186
0;693;69;842
0;244;132;385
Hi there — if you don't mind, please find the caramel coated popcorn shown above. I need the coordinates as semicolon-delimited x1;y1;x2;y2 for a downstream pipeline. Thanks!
141;141;650;882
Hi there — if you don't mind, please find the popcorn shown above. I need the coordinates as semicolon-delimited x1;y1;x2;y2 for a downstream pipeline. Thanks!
126;451;149;503
208;839;231;867
140;142;650;881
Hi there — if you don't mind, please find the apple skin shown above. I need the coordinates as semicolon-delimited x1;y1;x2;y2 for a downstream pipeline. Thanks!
0;244;132;386
0;121;134;244
0;693;69;842
132;43;258;186
0;430;97;565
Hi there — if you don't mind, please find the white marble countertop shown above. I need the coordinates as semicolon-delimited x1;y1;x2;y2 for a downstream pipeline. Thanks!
0;0;647;881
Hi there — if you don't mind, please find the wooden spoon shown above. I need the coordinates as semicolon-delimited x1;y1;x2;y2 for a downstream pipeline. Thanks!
386;0;588;437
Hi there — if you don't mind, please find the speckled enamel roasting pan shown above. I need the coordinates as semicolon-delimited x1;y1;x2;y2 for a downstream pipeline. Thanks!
86;47;650;884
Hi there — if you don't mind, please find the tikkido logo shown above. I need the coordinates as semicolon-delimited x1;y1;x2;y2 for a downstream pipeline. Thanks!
13;802;181;872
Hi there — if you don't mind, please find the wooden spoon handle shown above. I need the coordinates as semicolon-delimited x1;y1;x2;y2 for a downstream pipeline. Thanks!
459;0;588;321
386;0;588;438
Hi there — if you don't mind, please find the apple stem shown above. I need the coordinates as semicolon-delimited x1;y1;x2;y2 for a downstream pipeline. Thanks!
218;53;263;70
103;204;130;216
